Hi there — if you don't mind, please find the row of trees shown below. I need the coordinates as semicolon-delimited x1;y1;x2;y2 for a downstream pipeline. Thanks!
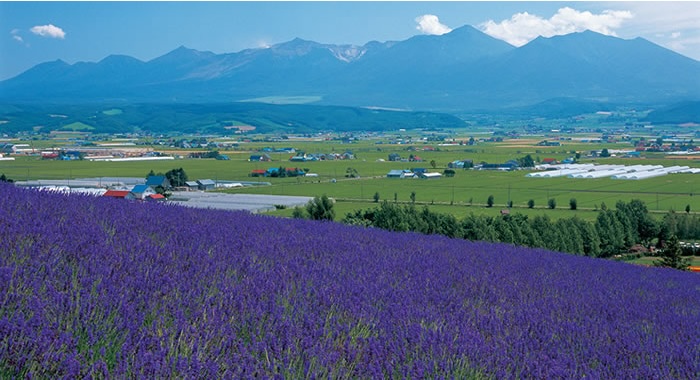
338;199;699;269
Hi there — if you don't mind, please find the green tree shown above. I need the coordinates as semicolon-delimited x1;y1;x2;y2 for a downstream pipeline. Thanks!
655;234;690;270
596;210;627;257
345;167;359;178
569;198;577;210
686;204;691;214
165;168;188;187
527;199;535;209
615;200;658;247
0;174;13;183
373;192;380;203
292;206;306;219
430;159;437;169
548;198;557;209
487;195;494;208
305;195;335;221
600;148;611;157
572;217;601;257
517;154;535;168
410;191;416;204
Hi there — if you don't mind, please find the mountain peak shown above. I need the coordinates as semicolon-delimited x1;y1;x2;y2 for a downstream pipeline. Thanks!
99;54;144;65
273;38;320;50
148;46;216;66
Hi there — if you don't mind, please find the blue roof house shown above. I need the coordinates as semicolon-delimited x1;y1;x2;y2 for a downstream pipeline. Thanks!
127;184;156;200
145;175;171;189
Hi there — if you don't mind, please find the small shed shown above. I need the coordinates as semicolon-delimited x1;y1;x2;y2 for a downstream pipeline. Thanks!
185;181;200;191
197;179;216;190
387;170;404;178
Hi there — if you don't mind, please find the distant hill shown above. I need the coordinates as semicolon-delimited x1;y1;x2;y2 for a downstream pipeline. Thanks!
2;26;699;115
643;101;700;124
0;103;466;134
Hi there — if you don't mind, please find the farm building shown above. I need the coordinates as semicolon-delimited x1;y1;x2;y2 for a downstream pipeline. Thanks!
419;172;442;179
387;170;416;179
197;179;217;190
249;154;272;162
127;185;156;200
185;181;200;191
103;190;130;199
145;175;171;189
0;144;13;154
528;163;699;180
448;159;473;169
290;155;311;162
146;194;166;202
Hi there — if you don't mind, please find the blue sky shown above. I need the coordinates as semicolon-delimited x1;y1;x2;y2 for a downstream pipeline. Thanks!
1;1;699;80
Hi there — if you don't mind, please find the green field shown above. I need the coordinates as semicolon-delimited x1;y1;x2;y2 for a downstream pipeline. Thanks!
60;121;95;131
102;108;124;116
629;255;700;267
2;138;699;220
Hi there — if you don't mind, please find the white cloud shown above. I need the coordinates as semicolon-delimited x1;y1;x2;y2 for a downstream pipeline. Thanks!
415;14;452;36
11;29;23;43
479;7;633;46
616;3;700;61
30;24;66;39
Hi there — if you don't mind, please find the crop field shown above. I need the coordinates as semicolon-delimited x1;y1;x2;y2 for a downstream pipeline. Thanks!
2;138;699;219
2;183;699;378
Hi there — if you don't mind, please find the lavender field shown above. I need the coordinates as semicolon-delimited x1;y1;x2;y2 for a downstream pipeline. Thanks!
1;183;699;378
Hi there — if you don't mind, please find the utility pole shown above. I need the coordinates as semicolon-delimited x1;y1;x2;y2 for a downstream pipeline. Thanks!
508;184;511;207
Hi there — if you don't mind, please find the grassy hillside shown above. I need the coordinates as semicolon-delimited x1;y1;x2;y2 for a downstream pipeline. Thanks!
0;103;464;134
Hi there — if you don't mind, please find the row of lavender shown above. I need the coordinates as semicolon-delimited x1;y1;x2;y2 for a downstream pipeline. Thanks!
1;182;699;378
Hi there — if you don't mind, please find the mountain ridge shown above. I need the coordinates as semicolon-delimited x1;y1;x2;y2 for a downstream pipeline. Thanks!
2;26;699;112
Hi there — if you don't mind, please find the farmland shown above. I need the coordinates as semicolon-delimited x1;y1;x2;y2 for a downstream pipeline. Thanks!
2;133;699;220
2;183;699;378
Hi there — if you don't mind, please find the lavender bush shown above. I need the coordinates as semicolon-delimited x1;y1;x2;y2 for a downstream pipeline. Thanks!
1;183;699;378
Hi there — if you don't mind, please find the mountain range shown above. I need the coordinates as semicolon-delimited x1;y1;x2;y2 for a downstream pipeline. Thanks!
2;25;700;114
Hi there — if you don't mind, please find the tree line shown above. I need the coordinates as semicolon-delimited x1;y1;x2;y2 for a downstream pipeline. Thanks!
332;199;700;268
